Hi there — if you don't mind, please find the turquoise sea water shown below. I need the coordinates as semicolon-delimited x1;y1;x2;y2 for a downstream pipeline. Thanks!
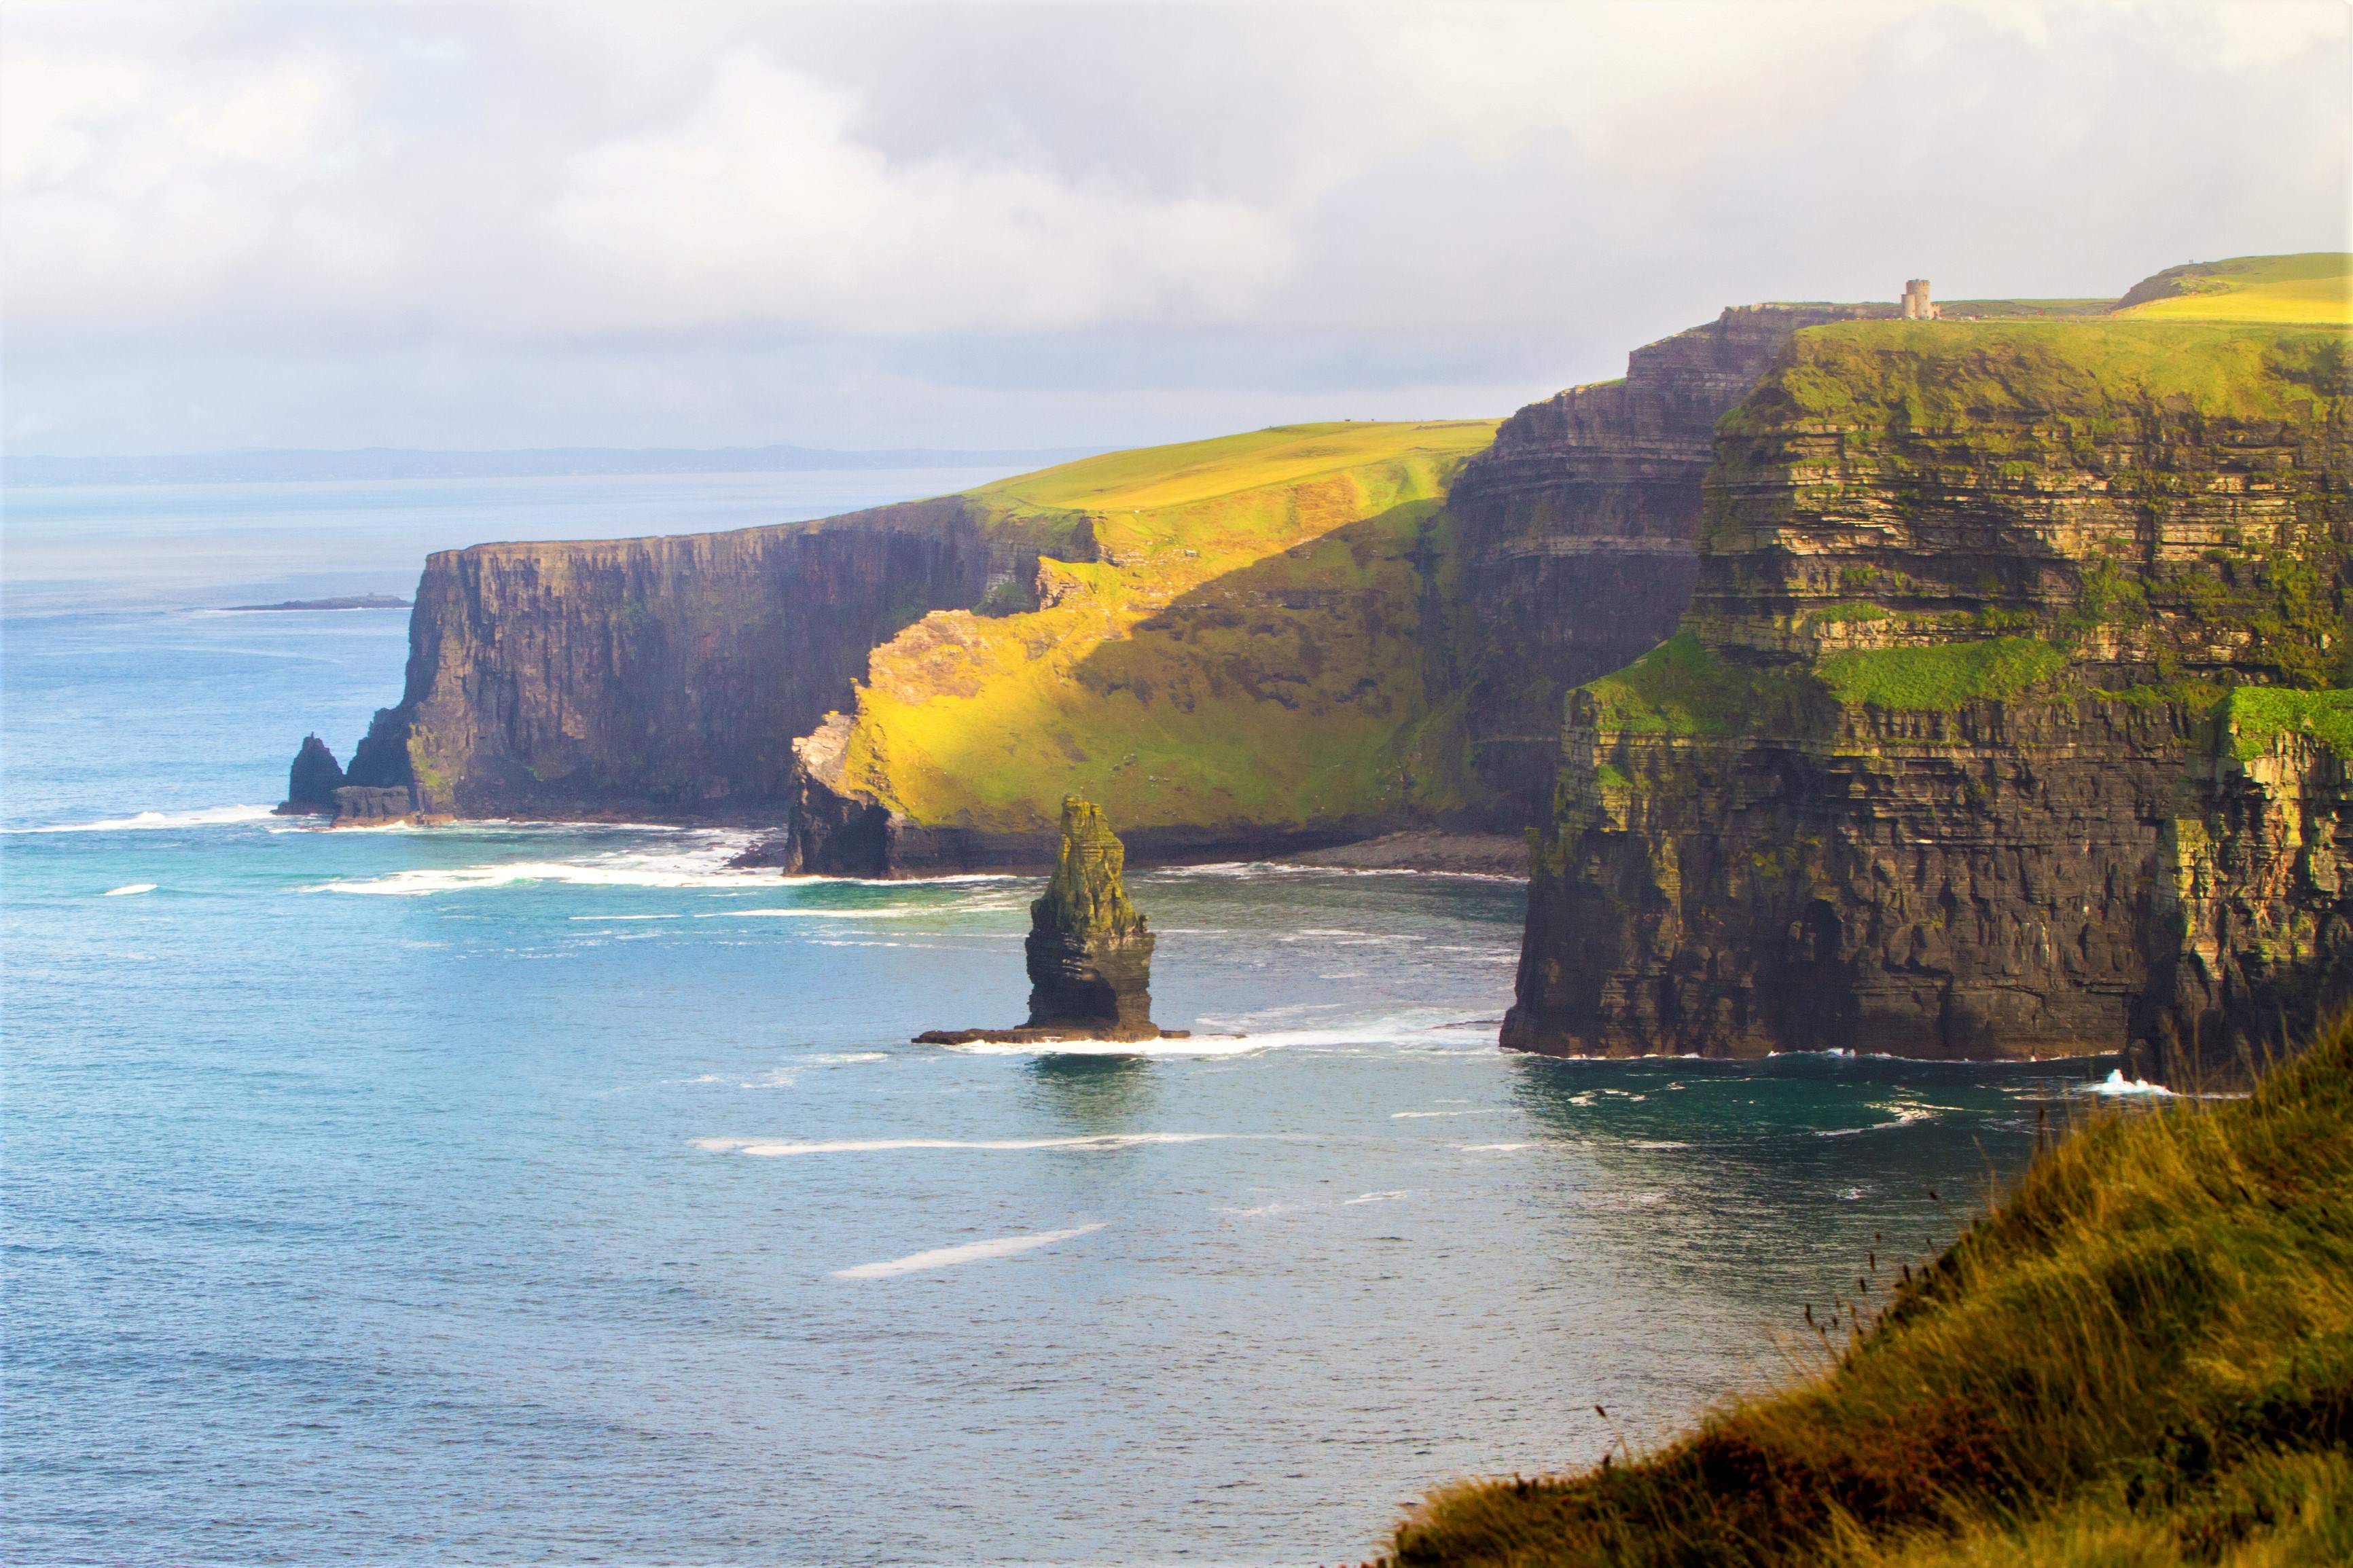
4;473;2117;1563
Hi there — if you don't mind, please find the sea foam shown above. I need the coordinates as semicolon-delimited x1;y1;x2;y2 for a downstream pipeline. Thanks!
831;1224;1106;1279
22;804;276;834
694;1132;1234;1156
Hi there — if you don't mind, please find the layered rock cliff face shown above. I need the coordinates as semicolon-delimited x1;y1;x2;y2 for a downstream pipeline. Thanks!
336;424;1496;859
1445;304;1886;824
343;498;1044;817
1508;318;2353;1070
2157;691;2353;1067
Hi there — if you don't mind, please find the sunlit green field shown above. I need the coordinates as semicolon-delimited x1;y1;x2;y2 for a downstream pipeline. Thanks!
2114;252;2352;325
822;420;1500;835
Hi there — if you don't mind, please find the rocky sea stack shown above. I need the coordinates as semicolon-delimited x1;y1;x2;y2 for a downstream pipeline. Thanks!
918;797;1184;1045
275;734;346;815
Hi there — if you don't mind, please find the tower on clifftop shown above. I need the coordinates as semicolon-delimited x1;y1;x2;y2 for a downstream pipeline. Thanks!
1901;278;1940;320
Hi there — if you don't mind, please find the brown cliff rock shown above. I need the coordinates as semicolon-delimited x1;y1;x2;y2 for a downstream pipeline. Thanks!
1447;303;1888;824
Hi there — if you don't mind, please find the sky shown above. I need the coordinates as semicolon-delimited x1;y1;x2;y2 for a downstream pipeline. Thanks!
3;0;2348;458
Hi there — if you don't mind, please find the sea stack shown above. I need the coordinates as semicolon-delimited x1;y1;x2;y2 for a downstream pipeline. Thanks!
275;735;346;815
918;796;1183;1044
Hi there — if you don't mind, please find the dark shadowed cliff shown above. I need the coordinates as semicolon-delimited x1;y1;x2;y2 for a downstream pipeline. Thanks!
343;498;1048;817
1445;303;1887;822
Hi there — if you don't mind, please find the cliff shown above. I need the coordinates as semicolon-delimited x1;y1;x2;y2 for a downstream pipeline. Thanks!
341;497;1062;818
1509;308;2353;1070
336;421;1497;860
1443;303;1888;823
783;421;1498;872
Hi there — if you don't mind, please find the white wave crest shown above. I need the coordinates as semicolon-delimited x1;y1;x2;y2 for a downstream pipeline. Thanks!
1814;1100;1947;1137
101;883;157;896
937;1034;1272;1058
694;1132;1232;1157
2079;1070;2175;1098
831;1224;1105;1279
1460;1142;1532;1152
309;840;772;896
22;804;276;834
694;906;924;919
977;1017;1500;1060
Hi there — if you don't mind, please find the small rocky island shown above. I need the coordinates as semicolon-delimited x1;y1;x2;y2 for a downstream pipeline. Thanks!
273;733;426;824
918;796;1185;1045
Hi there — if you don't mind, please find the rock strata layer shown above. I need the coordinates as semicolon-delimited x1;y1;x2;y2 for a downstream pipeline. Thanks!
342;498;1016;818
1446;303;1886;823
1507;319;2353;1074
917;797;1185;1044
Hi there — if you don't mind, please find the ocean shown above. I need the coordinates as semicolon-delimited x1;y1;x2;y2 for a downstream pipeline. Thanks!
2;470;2121;1563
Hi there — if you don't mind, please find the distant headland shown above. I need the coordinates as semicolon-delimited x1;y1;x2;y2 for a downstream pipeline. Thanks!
226;595;412;612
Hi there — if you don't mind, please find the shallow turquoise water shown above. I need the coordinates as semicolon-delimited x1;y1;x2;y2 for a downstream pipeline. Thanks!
3;479;2114;1563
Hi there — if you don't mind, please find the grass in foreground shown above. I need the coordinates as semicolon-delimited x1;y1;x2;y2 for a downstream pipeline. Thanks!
1382;1022;2353;1567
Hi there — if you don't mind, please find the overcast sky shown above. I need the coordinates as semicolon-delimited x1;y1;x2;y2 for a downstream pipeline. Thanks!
3;0;2347;457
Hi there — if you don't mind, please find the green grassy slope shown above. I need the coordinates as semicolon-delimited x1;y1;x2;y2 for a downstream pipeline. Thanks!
1384;1024;2353;1567
2115;253;2352;326
819;420;1500;835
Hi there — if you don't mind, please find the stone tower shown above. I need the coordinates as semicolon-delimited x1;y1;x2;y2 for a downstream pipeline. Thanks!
1901;278;1940;320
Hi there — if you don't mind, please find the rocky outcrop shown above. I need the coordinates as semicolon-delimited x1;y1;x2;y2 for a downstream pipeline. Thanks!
330;785;418;826
1446;303;1887;824
1508;318;2353;1072
342;498;1028;818
2153;695;2353;1070
1022;797;1163;1037
275;734;345;814
918;797;1183;1044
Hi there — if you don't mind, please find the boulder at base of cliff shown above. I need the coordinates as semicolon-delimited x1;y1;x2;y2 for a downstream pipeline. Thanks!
330;784;418;826
275;734;346;815
916;796;1187;1045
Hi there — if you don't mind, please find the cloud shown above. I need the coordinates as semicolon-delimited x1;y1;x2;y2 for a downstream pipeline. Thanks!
547;52;1285;335
0;1;2345;454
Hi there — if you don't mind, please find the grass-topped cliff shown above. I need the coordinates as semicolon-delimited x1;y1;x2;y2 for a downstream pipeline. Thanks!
799;420;1499;848
1386;1021;2353;1567
1511;262;2352;1063
2115;252;2352;326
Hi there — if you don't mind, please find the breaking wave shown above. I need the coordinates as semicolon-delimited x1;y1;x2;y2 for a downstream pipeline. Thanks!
2077;1070;2175;1098
20;804;276;834
694;1133;1236;1156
